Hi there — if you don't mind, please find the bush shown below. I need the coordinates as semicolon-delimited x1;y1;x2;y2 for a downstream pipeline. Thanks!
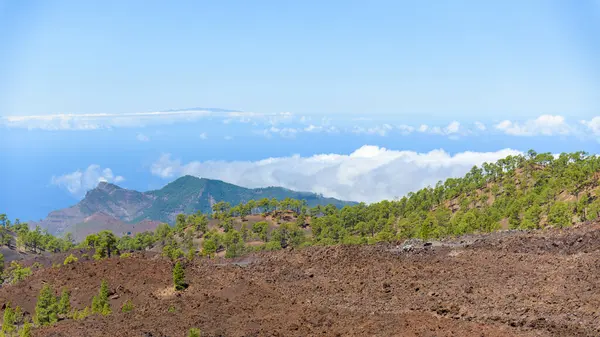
71;307;91;320
264;241;282;251
6;262;32;284
121;300;134;313
63;254;78;265
120;252;133;259
173;261;187;291
167;305;176;313
188;328;201;337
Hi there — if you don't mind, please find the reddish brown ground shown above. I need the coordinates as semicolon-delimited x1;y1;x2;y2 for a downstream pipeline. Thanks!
3;223;600;336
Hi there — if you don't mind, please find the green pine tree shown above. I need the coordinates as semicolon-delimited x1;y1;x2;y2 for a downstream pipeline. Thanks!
35;285;58;326
173;261;187;291
58;289;71;316
92;280;111;314
18;321;32;337
2;303;15;333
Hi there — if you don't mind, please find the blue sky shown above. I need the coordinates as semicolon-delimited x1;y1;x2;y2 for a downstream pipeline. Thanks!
0;1;599;221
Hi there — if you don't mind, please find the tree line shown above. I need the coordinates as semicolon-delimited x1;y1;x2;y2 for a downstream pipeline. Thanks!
2;150;600;260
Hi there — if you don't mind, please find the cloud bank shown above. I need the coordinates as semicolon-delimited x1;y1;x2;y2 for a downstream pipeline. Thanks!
151;146;522;202
3;108;598;142
0;109;287;130
494;115;571;136
51;165;125;197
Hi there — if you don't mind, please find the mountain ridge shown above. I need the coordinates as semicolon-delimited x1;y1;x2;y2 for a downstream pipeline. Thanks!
33;176;356;236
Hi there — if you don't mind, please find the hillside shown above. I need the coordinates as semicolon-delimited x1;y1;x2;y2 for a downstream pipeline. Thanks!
5;223;600;336
32;176;355;236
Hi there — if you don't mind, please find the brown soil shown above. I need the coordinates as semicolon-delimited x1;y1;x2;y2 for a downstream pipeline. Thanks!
5;223;600;336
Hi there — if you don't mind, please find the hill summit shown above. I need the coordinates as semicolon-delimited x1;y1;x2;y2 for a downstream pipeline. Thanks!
32;176;355;236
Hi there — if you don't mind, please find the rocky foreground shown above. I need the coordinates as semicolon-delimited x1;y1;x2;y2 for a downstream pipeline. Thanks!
4;222;600;336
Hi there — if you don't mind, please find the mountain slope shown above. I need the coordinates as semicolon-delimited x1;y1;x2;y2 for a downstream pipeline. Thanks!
34;176;356;235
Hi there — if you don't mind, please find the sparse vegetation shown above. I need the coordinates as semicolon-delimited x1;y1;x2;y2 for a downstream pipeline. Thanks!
70;307;91;320
188;328;201;337
121;300;134;313
4;261;32;284
63;254;78;265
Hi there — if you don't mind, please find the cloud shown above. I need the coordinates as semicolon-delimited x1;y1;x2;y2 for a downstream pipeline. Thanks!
352;124;393;136
396;125;415;135
51;165;125;196
199;132;208;140
495;115;571;136
416;121;462;136
444;121;460;134
581;117;600;136
136;133;150;142
150;146;521;203
0;109;292;130
474;121;486;131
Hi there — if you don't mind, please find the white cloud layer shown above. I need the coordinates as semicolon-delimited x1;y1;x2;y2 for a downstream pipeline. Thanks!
0;109;289;130
51;165;125;196
495;115;571;136
150;146;521;202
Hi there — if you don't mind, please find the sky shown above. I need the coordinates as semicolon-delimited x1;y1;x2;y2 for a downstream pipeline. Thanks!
0;0;599;221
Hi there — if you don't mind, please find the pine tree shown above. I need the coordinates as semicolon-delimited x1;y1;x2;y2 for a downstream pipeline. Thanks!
58;289;71;316
173;261;187;291
14;306;23;325
2;303;15;333
92;280;111;314
18;321;31;337
35;285;58;326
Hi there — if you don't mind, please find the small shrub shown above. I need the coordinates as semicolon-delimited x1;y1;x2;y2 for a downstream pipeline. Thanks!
63;254;78;265
81;253;89;260
71;307;91;320
121;300;134;313
31;262;43;269
167;305;176;313
7;262;32;284
188;328;201;337
120;252;132;259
